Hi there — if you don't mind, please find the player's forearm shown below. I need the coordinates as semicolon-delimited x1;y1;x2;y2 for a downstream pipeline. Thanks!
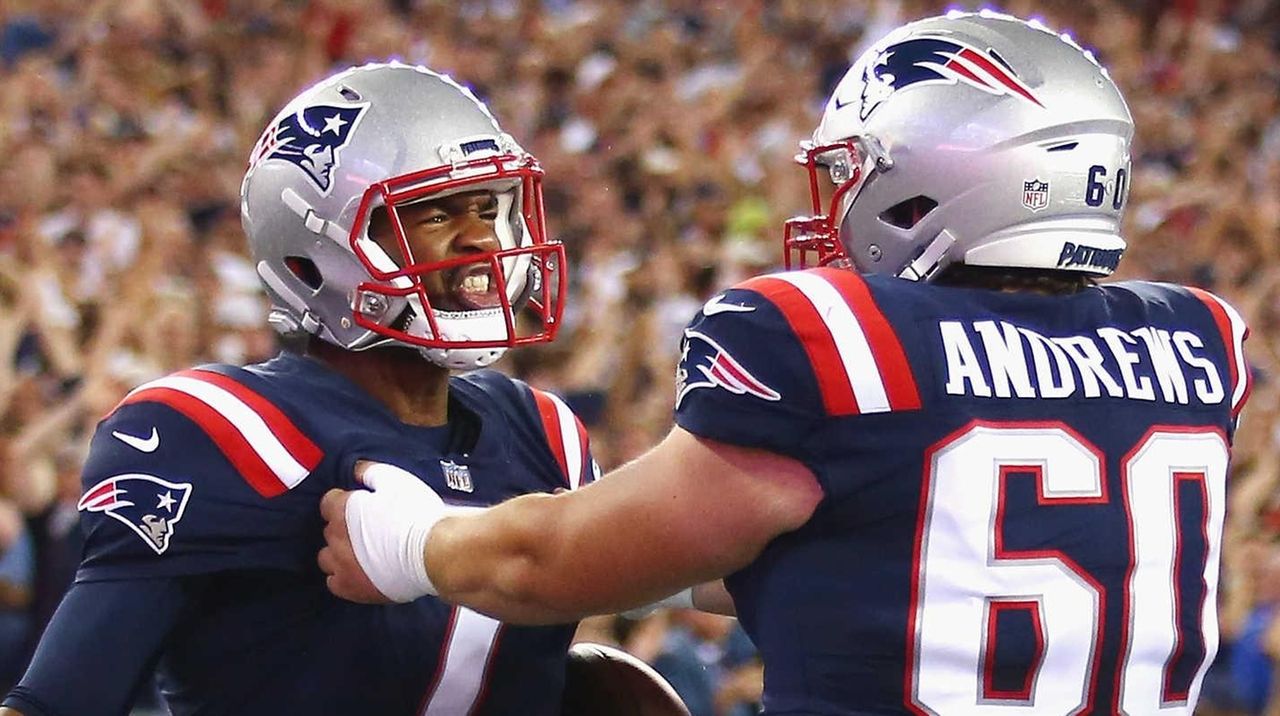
427;492;615;623
427;494;737;624
620;580;737;620
7;579;187;715
0;707;25;715
425;430;804;623
335;428;820;621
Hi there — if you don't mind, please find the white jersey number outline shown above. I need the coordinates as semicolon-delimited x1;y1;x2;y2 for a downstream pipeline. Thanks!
421;607;502;715
909;422;1228;715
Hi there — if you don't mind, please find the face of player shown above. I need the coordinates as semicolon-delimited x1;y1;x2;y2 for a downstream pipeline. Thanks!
368;189;503;312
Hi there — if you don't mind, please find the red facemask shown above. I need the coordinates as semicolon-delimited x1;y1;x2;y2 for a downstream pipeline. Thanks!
782;139;865;270
346;151;566;351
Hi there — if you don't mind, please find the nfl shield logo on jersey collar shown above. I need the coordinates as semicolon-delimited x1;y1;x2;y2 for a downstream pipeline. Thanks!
440;460;474;493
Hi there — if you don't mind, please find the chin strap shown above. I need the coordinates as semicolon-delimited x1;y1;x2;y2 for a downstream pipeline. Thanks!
897;229;957;282
420;345;506;370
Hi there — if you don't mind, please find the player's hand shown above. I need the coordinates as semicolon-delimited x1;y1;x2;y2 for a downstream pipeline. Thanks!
318;460;445;604
318;488;388;604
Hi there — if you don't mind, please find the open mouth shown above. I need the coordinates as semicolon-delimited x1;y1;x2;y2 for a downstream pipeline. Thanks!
444;264;501;311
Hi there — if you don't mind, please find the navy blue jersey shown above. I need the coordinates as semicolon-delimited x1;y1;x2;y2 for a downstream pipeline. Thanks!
5;351;597;716
675;268;1249;716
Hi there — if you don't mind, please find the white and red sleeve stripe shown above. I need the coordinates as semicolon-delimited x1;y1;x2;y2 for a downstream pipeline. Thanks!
738;268;921;417
530;388;591;490
1187;288;1251;418
113;369;323;498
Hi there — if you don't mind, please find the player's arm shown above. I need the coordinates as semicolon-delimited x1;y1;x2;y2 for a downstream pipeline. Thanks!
425;426;817;621
691;580;736;617
620;580;736;619
5;376;321;715
2;578;189;716
321;425;822;623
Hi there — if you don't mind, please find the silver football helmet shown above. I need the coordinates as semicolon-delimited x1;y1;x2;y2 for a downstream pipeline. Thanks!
785;11;1134;281
241;62;564;369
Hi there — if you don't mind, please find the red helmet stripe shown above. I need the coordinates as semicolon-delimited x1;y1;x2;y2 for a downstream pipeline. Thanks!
955;48;1044;107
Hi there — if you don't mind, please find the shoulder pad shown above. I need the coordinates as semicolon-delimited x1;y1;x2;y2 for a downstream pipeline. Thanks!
715;268;922;416
452;368;518;400
77;392;326;577
456;371;598;489
524;385;593;490
109;367;324;498
1181;286;1251;418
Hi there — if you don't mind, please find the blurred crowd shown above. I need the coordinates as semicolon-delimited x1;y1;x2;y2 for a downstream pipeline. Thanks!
0;0;1278;713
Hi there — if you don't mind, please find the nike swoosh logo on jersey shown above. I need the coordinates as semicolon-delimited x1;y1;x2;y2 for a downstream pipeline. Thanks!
112;427;160;453
702;296;756;316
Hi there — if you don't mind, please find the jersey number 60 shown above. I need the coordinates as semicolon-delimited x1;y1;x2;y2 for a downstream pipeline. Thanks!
908;422;1228;715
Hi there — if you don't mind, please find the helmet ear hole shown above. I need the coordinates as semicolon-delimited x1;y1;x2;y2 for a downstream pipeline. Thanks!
878;196;938;230
285;256;324;290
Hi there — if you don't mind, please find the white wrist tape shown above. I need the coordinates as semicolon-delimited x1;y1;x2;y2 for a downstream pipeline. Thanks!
657;587;696;610
620;587;696;620
346;462;445;602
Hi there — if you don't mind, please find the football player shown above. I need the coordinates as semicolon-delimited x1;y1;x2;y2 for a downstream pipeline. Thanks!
319;13;1252;716
1;63;600;716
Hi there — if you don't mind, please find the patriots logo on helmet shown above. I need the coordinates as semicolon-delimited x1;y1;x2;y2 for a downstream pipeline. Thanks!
251;102;368;194
852;37;1044;121
676;329;781;409
78;474;194;555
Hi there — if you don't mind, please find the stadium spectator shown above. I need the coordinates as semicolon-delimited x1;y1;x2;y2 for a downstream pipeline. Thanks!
0;0;1277;710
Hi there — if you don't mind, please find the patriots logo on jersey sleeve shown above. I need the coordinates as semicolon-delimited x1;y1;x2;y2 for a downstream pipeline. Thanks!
676;329;781;409
852;37;1044;120
78;474;194;555
250;102;368;194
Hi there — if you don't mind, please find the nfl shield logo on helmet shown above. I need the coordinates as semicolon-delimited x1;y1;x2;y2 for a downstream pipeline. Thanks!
440;460;474;493
78;474;193;555
251;102;368;194
1022;179;1050;212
